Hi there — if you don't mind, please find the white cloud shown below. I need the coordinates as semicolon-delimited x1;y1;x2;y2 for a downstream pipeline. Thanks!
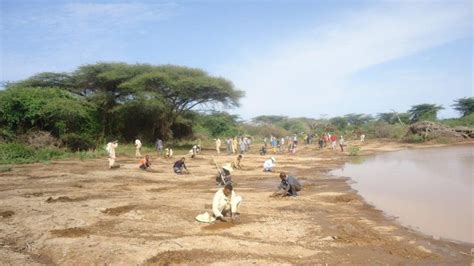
220;2;472;119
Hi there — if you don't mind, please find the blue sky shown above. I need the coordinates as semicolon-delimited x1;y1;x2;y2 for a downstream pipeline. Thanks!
1;0;472;119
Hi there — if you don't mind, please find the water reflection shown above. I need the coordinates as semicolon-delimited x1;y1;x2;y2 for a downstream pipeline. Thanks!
331;145;474;244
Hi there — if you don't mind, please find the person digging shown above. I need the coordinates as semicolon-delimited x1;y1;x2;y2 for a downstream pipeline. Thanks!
195;183;242;223
272;171;302;197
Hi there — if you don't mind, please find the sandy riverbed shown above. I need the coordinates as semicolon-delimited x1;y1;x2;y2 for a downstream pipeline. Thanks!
0;140;472;265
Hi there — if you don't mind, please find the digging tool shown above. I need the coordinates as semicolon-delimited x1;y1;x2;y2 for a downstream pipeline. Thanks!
212;156;226;185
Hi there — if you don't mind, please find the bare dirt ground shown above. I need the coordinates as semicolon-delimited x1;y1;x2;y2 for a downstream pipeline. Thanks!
0;140;472;265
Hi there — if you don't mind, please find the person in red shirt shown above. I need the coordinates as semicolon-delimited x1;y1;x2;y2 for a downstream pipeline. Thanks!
330;135;337;150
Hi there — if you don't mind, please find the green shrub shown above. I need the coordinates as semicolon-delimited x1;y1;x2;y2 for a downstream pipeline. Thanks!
0;143;36;163
35;148;67;161
0;143;68;164
61;133;95;151
348;146;360;156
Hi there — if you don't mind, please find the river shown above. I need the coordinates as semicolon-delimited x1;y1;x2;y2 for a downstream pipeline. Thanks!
330;145;473;244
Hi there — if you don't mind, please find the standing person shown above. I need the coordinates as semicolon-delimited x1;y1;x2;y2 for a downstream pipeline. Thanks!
318;137;324;149
339;136;345;152
226;138;232;155
232;137;238;154
139;155;151;170
272;172;302;197
263;137;268;148
135;138;142;157
360;134;366;143
244;137;250;152
263;157;276;172
271;137;277;154
106;140;119;169
330;134;337;150
189;145;198;158
280;137;285;153
323;134;329;148
215;138;222;155
155;139;163;156
165;148;173;158
173;157;188;174
239;138;245;154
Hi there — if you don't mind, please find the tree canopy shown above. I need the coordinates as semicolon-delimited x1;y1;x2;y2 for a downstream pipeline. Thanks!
408;104;444;123
2;62;244;144
452;97;474;117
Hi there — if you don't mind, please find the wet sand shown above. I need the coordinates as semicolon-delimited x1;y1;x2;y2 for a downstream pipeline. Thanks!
0;140;472;265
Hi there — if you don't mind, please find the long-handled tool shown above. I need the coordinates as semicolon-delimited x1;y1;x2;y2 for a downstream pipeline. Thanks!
212;156;226;185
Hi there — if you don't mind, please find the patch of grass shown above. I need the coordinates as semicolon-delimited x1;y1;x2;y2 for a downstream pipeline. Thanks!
0;165;12;172
348;146;361;156
0;143;68;164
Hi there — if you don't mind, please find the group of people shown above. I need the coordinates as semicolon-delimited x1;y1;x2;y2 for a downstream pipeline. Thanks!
107;138;304;226
197;170;302;224
262;135;299;155
216;136;252;156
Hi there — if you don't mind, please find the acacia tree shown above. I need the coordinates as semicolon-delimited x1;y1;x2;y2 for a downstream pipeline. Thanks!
452;97;474;117
251;115;288;125
120;65;244;139
344;113;373;126
71;63;155;138
408;103;444;123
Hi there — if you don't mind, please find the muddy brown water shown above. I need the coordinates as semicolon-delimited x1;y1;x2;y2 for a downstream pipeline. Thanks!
331;145;473;244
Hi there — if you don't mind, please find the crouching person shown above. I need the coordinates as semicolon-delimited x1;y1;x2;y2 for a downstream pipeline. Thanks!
213;184;242;222
139;155;151;170
195;184;242;223
272;172;302;197
216;164;233;186
173;157;188;174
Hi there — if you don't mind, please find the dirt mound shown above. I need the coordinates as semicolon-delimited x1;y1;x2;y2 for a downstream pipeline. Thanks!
101;205;137;215
0;210;15;218
146;250;215;265
46;196;75;203
50;227;90;238
24;131;59;149
45;195;103;203
407;121;471;140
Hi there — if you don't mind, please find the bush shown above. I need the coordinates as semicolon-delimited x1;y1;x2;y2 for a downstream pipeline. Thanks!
61;133;95;151
0;143;36;163
35;148;67;161
25;131;59;149
0;143;68;164
348;146;360;156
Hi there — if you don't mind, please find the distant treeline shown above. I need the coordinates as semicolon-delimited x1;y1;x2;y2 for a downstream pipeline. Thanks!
1;62;473;151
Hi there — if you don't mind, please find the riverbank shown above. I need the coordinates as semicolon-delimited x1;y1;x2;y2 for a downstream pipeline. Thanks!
0;140;472;264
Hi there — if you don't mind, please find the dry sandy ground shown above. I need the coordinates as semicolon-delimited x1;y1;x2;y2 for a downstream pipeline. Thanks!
0;140;472;265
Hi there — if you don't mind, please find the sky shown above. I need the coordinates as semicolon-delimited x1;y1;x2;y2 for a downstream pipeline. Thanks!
1;0;472;120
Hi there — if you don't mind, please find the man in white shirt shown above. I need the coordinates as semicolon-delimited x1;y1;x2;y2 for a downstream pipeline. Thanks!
215;138;221;155
135;139;142;157
106;141;118;168
212;184;242;222
263;157;276;172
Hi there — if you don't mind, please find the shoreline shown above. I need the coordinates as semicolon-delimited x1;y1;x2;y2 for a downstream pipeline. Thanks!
325;142;474;246
0;140;472;264
328;141;474;243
